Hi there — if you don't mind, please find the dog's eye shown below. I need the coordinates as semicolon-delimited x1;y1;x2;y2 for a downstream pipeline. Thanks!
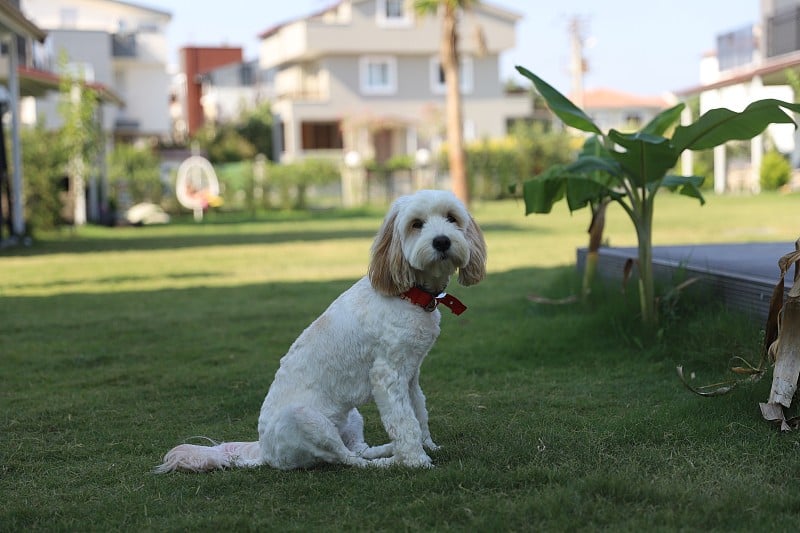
446;213;458;224
411;219;424;230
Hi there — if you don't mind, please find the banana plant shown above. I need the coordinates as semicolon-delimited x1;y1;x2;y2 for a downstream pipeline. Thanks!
516;65;800;330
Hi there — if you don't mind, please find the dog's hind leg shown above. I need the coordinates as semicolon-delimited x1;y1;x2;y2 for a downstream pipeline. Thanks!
338;409;395;460
267;406;371;468
339;408;368;454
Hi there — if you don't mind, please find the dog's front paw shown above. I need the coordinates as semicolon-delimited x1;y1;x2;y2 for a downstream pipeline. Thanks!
398;452;434;469
422;437;441;452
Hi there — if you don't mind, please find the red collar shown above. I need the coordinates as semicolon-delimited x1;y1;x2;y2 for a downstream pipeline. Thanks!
400;287;467;315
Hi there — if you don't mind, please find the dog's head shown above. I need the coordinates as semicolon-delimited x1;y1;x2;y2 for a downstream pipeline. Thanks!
368;190;487;296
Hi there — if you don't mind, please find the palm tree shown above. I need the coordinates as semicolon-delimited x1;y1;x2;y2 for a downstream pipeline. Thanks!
415;0;481;205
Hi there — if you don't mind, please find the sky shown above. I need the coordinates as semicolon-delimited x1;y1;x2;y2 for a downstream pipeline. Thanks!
151;0;760;96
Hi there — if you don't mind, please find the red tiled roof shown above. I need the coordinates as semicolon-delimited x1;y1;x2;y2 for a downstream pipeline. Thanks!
572;88;671;110
15;66;124;105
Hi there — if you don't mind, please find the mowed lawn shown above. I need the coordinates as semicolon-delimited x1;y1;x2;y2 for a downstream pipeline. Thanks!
2;192;799;531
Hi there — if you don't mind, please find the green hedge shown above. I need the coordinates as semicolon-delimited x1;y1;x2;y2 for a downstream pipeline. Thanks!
439;123;575;200
214;158;341;211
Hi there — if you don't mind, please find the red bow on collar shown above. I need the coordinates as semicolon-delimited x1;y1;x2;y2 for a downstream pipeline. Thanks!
401;287;467;315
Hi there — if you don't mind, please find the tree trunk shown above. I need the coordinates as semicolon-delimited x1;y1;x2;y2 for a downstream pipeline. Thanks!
582;199;609;300
441;3;469;205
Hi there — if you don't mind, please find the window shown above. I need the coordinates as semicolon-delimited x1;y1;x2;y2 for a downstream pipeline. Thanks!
301;121;343;150
359;56;397;95
625;113;643;129
430;55;474;95
376;0;412;27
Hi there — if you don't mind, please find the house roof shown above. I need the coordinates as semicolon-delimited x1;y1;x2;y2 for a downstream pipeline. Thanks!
675;50;800;96
258;1;342;39
573;88;671;110
258;0;522;40
0;1;47;42
89;0;171;19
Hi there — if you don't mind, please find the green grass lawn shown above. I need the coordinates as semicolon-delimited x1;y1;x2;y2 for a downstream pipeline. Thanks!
2;192;799;531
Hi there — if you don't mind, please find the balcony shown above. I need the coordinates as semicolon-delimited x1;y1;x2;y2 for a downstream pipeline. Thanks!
274;64;328;102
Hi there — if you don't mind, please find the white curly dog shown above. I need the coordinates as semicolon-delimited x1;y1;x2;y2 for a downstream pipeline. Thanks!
156;189;486;472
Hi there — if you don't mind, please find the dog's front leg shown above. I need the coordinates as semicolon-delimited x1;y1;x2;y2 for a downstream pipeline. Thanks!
369;361;432;468
409;370;439;452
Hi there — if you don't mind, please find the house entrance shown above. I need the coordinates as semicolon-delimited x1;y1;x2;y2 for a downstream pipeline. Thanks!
373;128;393;165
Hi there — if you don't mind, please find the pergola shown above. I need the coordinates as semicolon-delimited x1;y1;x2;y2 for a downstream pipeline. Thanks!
0;2;46;240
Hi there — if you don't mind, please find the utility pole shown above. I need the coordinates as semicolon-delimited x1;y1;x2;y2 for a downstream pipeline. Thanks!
569;16;588;109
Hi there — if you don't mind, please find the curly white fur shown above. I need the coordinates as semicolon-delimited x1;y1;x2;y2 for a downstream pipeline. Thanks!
155;189;487;472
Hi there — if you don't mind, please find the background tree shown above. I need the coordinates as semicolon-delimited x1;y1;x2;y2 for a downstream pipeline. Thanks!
57;57;102;226
236;103;274;159
415;0;481;205
193;103;273;164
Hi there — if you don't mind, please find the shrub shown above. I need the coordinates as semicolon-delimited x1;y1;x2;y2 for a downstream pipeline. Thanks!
760;149;791;190
20;124;68;232
107;143;163;206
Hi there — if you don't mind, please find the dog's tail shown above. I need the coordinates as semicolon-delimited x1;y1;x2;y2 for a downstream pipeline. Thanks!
154;439;262;473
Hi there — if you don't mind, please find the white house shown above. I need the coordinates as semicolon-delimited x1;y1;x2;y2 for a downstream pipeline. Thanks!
20;0;172;141
676;0;800;193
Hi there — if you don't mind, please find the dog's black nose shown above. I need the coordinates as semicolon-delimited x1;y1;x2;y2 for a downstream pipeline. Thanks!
432;235;451;252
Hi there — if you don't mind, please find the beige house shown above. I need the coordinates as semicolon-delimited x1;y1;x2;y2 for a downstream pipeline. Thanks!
258;0;530;168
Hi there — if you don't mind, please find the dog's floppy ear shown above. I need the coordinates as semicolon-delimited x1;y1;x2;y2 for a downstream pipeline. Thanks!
369;204;415;295
458;214;487;286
